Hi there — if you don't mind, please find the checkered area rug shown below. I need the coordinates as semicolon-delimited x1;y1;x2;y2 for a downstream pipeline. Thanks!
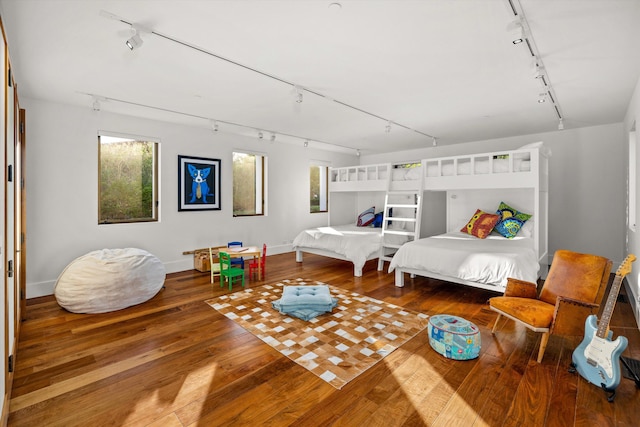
206;278;429;389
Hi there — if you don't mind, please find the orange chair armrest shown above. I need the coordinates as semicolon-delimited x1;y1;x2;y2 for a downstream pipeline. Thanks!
503;278;538;298
550;296;599;336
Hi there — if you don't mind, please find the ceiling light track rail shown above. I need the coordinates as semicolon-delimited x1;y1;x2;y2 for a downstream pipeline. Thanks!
100;10;436;144
507;0;564;127
84;92;358;154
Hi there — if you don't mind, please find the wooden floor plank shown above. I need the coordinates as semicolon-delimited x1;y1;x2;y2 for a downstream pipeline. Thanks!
8;252;640;426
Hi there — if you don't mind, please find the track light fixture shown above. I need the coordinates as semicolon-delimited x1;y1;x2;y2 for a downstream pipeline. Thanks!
356;150;361;157
258;131;264;139
304;140;309;148
537;92;548;103
507;17;526;45
210;119;219;132
125;26;144;50
432;137;437;147
92;97;101;111
385;121;392;133
270;133;276;142
558;118;564;130
292;85;303;104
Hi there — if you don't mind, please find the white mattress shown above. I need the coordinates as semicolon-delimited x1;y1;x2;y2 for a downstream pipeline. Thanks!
388;231;539;288
292;224;407;271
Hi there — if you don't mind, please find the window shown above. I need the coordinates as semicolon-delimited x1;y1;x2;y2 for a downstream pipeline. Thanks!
233;152;265;216
98;133;158;224
310;164;328;213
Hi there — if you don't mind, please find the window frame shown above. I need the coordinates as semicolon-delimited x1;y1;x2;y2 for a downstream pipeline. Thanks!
310;163;329;213
98;132;159;224
232;151;266;217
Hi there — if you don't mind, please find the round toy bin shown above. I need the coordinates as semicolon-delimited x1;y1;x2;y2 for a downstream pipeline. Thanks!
428;314;481;360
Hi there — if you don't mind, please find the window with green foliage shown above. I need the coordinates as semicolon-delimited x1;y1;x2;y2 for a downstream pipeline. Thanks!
98;134;158;224
233;152;265;216
310;164;328;213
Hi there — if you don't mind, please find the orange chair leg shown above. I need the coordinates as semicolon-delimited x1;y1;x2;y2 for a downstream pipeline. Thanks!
491;314;502;334
537;332;550;363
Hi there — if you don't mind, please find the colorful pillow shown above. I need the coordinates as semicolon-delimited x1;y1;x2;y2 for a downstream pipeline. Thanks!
494;201;532;238
372;212;384;228
460;209;500;239
356;206;375;227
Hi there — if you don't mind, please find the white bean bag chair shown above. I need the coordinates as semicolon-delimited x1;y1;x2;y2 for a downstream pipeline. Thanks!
54;248;166;313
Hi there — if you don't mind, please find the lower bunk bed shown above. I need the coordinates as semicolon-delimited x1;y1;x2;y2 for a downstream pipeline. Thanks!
388;230;540;293
292;224;408;277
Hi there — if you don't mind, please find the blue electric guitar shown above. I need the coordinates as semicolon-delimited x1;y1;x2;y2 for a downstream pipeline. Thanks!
571;254;636;400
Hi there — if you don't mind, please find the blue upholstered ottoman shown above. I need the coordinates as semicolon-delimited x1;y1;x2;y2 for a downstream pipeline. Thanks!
272;285;338;321
428;314;481;360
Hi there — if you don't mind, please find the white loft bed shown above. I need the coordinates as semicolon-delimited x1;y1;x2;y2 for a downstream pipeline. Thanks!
391;143;550;292
292;161;422;277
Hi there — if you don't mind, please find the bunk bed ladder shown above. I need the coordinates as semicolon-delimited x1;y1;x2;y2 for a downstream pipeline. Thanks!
377;168;424;271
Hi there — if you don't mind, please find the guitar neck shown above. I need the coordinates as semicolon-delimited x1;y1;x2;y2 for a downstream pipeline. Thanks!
596;275;623;339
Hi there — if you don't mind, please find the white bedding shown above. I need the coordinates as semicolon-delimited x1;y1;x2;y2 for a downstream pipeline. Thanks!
388;231;539;288
292;224;407;273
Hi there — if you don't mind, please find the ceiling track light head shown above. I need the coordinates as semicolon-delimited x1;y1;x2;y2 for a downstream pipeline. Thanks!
270;133;276;142
432;137;437;147
558;118;564;130
356;149;361;157
304;140;309;148
210;120;219;132
125;24;151;50
292;85;303;103
507;17;527;45
385;121;392;133
258;131;264;139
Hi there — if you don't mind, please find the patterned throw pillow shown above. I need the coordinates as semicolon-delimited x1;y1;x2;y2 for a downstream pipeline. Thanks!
356;206;376;227
460;209;500;239
494;201;532;238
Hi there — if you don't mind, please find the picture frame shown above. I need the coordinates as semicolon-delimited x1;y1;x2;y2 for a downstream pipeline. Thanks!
178;155;221;211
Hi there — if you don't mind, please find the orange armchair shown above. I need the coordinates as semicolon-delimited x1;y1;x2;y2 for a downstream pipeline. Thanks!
489;249;612;363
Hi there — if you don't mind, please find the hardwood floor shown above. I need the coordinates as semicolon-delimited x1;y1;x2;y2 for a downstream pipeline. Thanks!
8;253;640;426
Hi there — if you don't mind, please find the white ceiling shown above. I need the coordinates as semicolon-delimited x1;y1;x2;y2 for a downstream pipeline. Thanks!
2;0;640;154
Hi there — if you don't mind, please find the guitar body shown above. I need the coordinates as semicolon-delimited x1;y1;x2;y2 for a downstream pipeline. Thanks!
572;314;628;390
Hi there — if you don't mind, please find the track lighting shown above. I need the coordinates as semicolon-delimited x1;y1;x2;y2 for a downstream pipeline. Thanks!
385;121;392;133
210;120;219;132
558;118;564;130
292;85;303;104
125;27;144;50
258;131;264;139
304;140;309;148
92;97;101;111
537;92;548;103
432;137;437;147
356;150;360;157
270;133;276;142
507;18;526;45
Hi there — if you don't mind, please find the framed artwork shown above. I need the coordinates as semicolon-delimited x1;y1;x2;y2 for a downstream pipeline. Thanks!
178;155;221;211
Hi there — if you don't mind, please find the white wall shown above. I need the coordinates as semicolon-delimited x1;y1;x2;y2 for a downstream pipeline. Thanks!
624;75;640;328
362;122;626;267
24;98;357;297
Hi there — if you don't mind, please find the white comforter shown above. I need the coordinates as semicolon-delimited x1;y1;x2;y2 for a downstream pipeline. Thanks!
292;224;405;271
388;231;539;287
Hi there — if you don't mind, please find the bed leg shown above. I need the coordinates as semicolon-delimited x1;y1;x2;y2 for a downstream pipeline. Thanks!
354;267;363;277
395;269;405;287
295;250;303;263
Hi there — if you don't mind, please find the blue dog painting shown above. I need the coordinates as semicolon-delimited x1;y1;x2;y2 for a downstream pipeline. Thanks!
188;164;214;203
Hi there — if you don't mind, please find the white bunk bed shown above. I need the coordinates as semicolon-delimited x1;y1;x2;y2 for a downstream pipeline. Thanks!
390;143;550;292
293;143;550;286
292;161;422;277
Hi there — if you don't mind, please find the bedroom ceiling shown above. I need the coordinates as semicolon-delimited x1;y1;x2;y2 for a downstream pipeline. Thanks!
2;0;640;155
